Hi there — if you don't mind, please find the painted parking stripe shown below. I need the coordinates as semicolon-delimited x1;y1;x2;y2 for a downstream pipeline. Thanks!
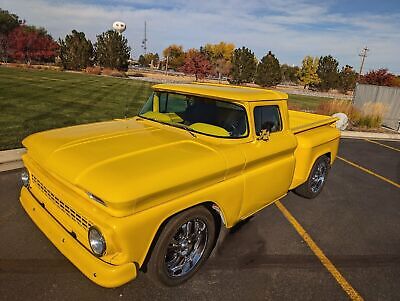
275;200;364;301
363;139;400;152
337;156;400;188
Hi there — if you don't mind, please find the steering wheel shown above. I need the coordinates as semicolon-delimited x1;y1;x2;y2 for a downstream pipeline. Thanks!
226;120;240;137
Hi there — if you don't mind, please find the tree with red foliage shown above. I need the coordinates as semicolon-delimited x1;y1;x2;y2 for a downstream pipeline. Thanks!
180;49;212;80
0;9;20;62
359;69;400;87
7;25;58;63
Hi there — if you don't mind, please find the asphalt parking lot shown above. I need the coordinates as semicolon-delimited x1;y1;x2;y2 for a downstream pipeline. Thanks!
0;138;399;300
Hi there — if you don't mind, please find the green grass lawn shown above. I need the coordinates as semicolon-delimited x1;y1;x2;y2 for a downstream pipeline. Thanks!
287;93;330;110
0;67;153;150
0;67;329;150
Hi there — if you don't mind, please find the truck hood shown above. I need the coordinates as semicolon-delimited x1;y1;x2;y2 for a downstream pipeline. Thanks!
23;118;227;214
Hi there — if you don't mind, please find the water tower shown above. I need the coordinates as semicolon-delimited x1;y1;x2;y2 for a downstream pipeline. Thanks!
112;21;126;34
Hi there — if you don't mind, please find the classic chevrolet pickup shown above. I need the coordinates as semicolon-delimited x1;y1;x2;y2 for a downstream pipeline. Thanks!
20;83;340;287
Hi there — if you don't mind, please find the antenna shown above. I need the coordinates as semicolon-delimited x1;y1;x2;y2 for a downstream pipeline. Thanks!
358;46;369;77
141;21;148;54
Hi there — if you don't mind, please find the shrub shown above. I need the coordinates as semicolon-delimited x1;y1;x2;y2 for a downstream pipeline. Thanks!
102;68;126;77
316;100;385;129
356;102;385;128
85;66;101;75
316;99;358;119
287;102;302;111
129;72;145;77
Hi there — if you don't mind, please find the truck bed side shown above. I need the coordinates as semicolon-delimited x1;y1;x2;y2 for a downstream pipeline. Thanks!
289;110;338;134
288;110;340;189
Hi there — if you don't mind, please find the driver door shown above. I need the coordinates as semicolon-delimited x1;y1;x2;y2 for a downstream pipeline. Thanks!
239;102;297;218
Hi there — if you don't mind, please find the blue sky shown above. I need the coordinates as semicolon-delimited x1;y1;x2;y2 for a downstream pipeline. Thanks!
3;0;400;73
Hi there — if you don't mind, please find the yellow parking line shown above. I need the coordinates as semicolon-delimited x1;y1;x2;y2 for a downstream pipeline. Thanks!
275;200;364;301
363;139;400;152
337;156;400;188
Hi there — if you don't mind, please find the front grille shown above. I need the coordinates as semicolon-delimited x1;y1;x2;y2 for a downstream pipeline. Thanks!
31;174;93;230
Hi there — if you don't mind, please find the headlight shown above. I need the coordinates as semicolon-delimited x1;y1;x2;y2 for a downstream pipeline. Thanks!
21;169;30;187
88;227;106;257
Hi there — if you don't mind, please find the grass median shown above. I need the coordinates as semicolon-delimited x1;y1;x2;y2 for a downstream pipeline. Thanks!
0;67;328;150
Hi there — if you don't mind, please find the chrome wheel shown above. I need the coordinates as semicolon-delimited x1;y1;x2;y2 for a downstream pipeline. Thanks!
310;161;328;193
165;218;208;278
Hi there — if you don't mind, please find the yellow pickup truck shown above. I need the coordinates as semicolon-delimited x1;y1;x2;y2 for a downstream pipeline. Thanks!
20;83;340;287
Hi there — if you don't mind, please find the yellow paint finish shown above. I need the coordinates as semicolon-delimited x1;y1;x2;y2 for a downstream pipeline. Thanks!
152;82;288;102
20;187;136;288
239;100;297;217
289;110;338;134
337;156;400;188
290;125;340;189
275;200;364;301
20;83;341;287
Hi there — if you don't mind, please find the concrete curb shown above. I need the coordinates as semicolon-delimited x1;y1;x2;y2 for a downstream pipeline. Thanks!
0;130;399;173
341;130;400;141
0;148;26;172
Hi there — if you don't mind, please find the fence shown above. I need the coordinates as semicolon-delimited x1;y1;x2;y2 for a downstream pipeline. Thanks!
353;83;400;132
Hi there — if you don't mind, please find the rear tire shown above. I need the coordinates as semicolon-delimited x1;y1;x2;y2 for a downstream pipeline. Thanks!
147;206;216;286
294;156;330;199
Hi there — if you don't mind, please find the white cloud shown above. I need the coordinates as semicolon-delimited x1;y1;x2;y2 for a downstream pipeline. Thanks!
2;0;400;73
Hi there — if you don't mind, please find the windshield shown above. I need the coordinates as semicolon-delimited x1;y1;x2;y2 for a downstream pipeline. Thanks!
139;92;248;138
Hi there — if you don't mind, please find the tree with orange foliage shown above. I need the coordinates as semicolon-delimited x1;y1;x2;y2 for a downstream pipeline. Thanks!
180;48;212;80
201;42;234;80
359;69;400;87
162;44;185;70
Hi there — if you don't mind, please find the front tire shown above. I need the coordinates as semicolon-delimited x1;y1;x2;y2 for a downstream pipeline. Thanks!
147;206;216;286
294;156;330;199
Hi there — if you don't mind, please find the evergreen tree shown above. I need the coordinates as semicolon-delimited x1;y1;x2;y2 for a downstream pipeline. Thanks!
338;65;357;94
281;64;299;84
230;47;257;84
59;30;94;70
138;52;159;67
297;56;320;89
95;30;130;71
316;55;339;91
255;51;282;87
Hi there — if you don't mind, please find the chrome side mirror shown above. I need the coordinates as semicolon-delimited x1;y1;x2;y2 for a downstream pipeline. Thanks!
257;129;270;141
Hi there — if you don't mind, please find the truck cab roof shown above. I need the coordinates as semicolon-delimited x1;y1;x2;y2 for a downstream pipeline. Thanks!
152;83;288;102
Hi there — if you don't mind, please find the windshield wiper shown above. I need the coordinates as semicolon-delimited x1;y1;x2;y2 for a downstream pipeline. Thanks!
138;115;197;138
170;122;197;138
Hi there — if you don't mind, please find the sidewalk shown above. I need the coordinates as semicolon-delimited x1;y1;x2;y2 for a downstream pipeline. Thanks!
0;148;25;172
340;130;400;141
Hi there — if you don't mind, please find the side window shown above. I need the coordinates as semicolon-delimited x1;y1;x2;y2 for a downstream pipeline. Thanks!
159;93;187;113
166;94;187;112
254;105;282;135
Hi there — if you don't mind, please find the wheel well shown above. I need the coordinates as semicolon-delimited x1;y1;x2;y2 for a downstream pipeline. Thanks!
139;202;222;273
322;152;331;164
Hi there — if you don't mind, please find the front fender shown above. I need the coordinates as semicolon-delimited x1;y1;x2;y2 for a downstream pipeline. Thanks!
112;175;244;267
